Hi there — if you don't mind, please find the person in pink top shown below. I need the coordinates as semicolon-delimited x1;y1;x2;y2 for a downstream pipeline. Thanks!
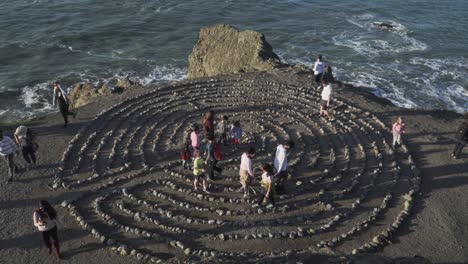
239;147;256;197
392;116;406;148
190;124;200;152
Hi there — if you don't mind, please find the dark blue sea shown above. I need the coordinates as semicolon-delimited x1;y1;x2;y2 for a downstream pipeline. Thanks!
0;0;467;122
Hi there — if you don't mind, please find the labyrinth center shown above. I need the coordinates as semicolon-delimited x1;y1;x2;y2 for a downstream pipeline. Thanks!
58;78;420;262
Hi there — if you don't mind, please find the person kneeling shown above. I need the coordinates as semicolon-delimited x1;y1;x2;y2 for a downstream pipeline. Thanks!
193;151;209;193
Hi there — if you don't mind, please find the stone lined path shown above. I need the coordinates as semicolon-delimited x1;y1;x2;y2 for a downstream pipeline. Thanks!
52;77;422;262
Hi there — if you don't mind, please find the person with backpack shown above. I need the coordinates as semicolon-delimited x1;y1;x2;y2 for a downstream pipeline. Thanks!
451;119;468;159
193;151;209;193
253;163;275;209
239;147;256;198
313;54;325;86
392;117;406;148
216;115;229;146
274;140;295;194
14;125;37;168
230;120;243;150
180;141;191;170
33;200;62;259
204;134;222;181
0;129;18;183
53;81;76;128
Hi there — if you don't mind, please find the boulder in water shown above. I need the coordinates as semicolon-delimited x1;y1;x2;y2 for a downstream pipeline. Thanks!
188;24;283;79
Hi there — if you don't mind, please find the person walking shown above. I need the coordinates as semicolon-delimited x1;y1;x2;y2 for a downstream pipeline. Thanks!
204;135;222;181
203;110;215;139
313;54;325;86
180;141;191;170
239;147;256;198
193;151;209;193
253;163;275;208
53;81;76;128
451;119;468;159
392;117;406;148
190;124;200;153
320;79;333;119
33;200;62;259
14;125;37;168
216;115;229;146
274;140;295;194
0;130;18;182
230;121;243;150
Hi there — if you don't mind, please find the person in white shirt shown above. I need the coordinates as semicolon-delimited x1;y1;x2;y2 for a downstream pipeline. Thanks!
239;147;256;197
14;125;37;167
52;81;76;128
313;54;325;86
253;163;275;208
33;200;62;259
320;79;333;119
0;130;18;182
273;140;295;194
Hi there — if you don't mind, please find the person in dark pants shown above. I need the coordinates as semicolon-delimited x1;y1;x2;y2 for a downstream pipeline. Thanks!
33;200;61;259
452;119;468;159
204;135;222;181
53;81;76;128
203;110;215;139
216;115;229;146
14;125;37;168
313;54;325;86
253;163;275;208
0;130;18;182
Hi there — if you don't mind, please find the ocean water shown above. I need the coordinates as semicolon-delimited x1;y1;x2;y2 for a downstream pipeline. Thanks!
0;0;467;122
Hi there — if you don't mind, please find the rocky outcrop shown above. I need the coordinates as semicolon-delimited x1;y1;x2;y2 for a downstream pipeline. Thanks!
69;82;110;109
188;24;283;79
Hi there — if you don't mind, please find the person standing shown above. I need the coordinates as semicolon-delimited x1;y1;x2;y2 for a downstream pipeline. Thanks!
274;140;295;194
33;200;61;259
451;119;468;159
190;124;200;153
230;121;243;150
392;117;406;148
313;54;325;86
53;81;76;128
320;79;333;119
0;130;18;182
216;115;229;146
193;151;209;193
203;110;215;139
14;125;37;168
204;135;222;181
239;147;256;197
180;141;191;170
321;65;335;84
253;163;275;208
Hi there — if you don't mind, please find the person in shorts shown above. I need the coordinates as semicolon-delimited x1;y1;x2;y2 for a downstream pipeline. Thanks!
239;147;256;197
193;151;209;193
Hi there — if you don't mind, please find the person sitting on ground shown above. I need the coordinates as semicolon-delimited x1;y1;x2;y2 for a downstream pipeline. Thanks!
313;54;325;86
193;151;209;193
52;81;76;128
33;200;62;259
0;129;18;183
320;79;333;119
190;124;200;153
230;120;243;150
180;141;191;170
14;125;37;169
253;163;275;209
392;117;406;148
216;115;229;146
451;118;468;159
321;65;335;84
203;110;216;139
274;140;295;194
204;134;223;181
239;147;256;198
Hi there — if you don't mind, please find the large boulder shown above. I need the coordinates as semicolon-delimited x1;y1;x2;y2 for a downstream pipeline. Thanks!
188;24;283;79
69;82;110;108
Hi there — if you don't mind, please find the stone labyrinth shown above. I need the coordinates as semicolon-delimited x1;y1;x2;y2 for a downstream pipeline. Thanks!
57;77;421;262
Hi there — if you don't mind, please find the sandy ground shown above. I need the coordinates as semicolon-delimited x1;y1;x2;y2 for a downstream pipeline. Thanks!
0;71;466;264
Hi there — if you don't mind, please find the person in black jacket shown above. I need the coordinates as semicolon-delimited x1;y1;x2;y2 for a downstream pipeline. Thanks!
452;119;468;159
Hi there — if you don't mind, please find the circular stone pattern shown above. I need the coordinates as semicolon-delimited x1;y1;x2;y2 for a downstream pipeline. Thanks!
58;77;421;262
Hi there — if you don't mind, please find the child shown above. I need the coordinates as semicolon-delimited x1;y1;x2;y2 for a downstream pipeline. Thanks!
193;151;209;193
254;163;275;208
216;115;229;146
190;124;200;153
239;147;256;198
180;142;191;170
230;121;243;149
392;117;406;148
